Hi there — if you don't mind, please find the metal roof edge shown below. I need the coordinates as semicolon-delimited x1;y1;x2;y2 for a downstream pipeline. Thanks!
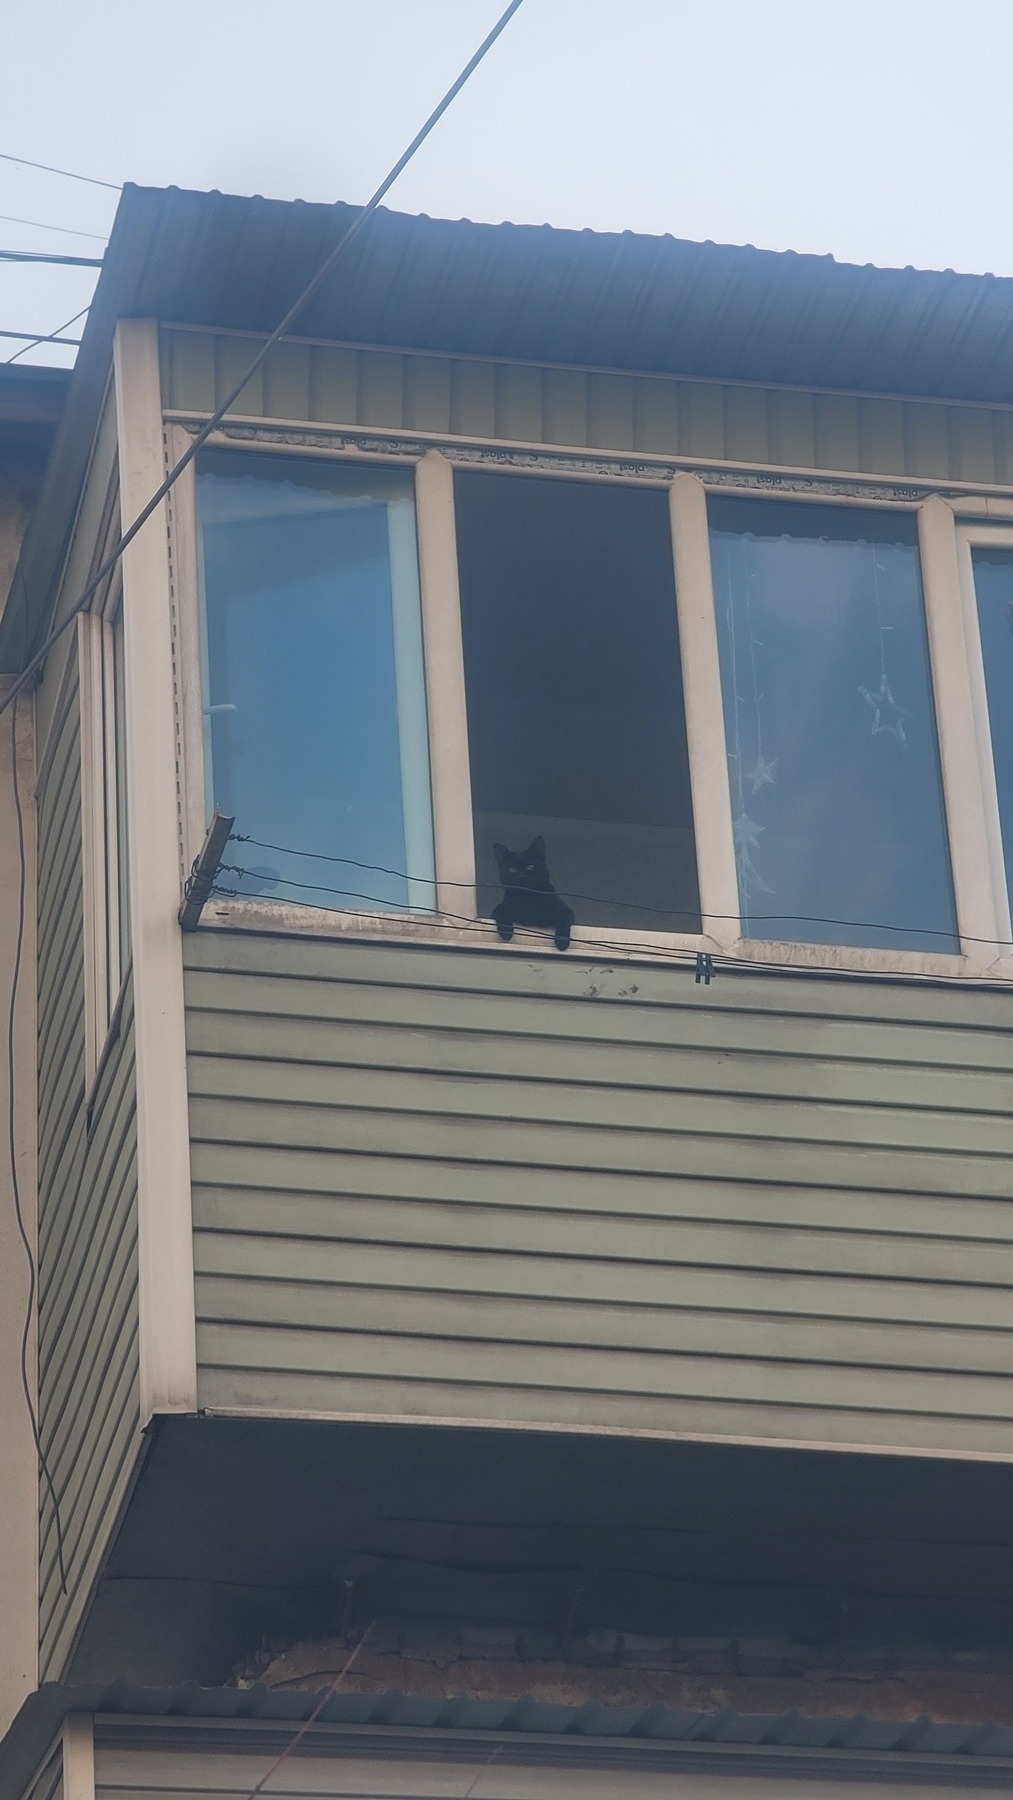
5;1683;1013;1800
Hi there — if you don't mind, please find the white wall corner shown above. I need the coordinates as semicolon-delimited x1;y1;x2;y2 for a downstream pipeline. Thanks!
0;680;39;1735
113;319;197;1421
62;1714;95;1800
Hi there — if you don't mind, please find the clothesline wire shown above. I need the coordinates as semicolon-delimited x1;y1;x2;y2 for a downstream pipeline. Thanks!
214;862;1013;991
228;833;1002;952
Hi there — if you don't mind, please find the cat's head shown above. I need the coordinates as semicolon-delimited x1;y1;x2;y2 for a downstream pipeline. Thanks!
493;836;550;889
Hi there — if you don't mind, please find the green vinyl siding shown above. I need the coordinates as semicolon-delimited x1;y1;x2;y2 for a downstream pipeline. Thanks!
36;660;140;1680
161;325;1013;486
185;930;1013;1459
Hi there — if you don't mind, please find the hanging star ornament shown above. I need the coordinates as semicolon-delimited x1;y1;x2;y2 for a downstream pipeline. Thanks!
747;753;777;793
733;812;774;897
734;812;764;852
859;673;910;746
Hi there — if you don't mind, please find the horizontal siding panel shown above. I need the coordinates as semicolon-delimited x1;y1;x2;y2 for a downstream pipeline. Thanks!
186;931;1013;1456
187;1054;1013;1159
194;1272;1013;1378
198;1365;1013;1459
184;963;1013;1073
181;928;1013;1032
192;1214;1013;1321
98;1743;730;1800
186;1006;1013;1114
191;1153;1013;1243
189;1091;1012;1200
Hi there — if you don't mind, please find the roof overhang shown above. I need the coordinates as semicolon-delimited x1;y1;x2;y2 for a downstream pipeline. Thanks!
6;182;1013;673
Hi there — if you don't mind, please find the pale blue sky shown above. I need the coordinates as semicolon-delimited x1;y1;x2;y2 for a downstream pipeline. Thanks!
3;0;1011;366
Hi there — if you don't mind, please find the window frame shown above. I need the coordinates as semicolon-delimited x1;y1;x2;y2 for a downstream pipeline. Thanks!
954;519;1013;968
80;572;131;1094
167;418;1012;980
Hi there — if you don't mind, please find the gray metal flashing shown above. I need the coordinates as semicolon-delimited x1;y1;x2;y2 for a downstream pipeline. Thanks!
4;1683;1013;1800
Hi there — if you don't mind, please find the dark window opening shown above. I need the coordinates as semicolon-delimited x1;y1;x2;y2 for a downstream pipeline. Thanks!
454;469;701;933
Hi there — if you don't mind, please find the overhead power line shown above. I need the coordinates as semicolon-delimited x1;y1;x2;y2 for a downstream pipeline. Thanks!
0;0;527;724
6;305;91;364
0;211;108;242
0;249;104;267
0;149;120;191
0;327;83;348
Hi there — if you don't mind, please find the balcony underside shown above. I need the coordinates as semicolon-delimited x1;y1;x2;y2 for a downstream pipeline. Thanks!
69;1414;1013;1690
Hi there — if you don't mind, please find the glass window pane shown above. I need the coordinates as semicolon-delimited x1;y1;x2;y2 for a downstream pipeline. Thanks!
709;498;957;952
970;548;1013;904
454;470;700;934
196;452;434;914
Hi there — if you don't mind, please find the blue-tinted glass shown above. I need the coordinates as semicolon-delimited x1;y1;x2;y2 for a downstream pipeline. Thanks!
709;499;957;952
197;453;434;913
971;549;1013;903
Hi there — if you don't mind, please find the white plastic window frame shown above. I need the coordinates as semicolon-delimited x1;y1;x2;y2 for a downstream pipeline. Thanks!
954;520;1013;969
80;576;131;1094
168;421;1007;979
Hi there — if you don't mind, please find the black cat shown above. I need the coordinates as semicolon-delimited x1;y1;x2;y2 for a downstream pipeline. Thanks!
492;836;574;951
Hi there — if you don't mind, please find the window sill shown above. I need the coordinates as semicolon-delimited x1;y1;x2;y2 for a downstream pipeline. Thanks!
192;897;1003;984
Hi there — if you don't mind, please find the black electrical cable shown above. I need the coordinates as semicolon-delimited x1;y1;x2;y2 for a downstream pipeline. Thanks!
216;862;1013;991
0;250;104;268
0;211;108;241
0;149;120;190
5;305;91;366
0;0;527;728
0;0;527;1620
6;697;68;1594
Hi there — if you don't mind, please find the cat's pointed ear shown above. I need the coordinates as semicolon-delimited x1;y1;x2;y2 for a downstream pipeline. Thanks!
492;843;509;868
528;835;545;858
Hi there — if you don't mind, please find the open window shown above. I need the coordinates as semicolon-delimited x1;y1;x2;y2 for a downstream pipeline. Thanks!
453;469;701;934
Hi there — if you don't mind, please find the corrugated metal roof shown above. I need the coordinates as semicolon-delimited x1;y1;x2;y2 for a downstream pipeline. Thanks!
4;1681;1013;1799
92;185;1013;403
7;181;1013;672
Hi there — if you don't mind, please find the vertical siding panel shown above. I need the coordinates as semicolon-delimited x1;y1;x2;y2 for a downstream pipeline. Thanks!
357;350;404;427
857;398;906;474
813;392;861;471
586;372;635;450
724;386;769;464
948;406;998;485
35;642;140;1681
767;390;816;468
904;403;950;479
992;410;1013;486
262;341;311;421
307;345;358;424
403;356;452;434
166;331;216;413
678;381;724;458
542;368;588;446
450;361;496;437
494;363;543;442
632;376;679;455
215;335;265;417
